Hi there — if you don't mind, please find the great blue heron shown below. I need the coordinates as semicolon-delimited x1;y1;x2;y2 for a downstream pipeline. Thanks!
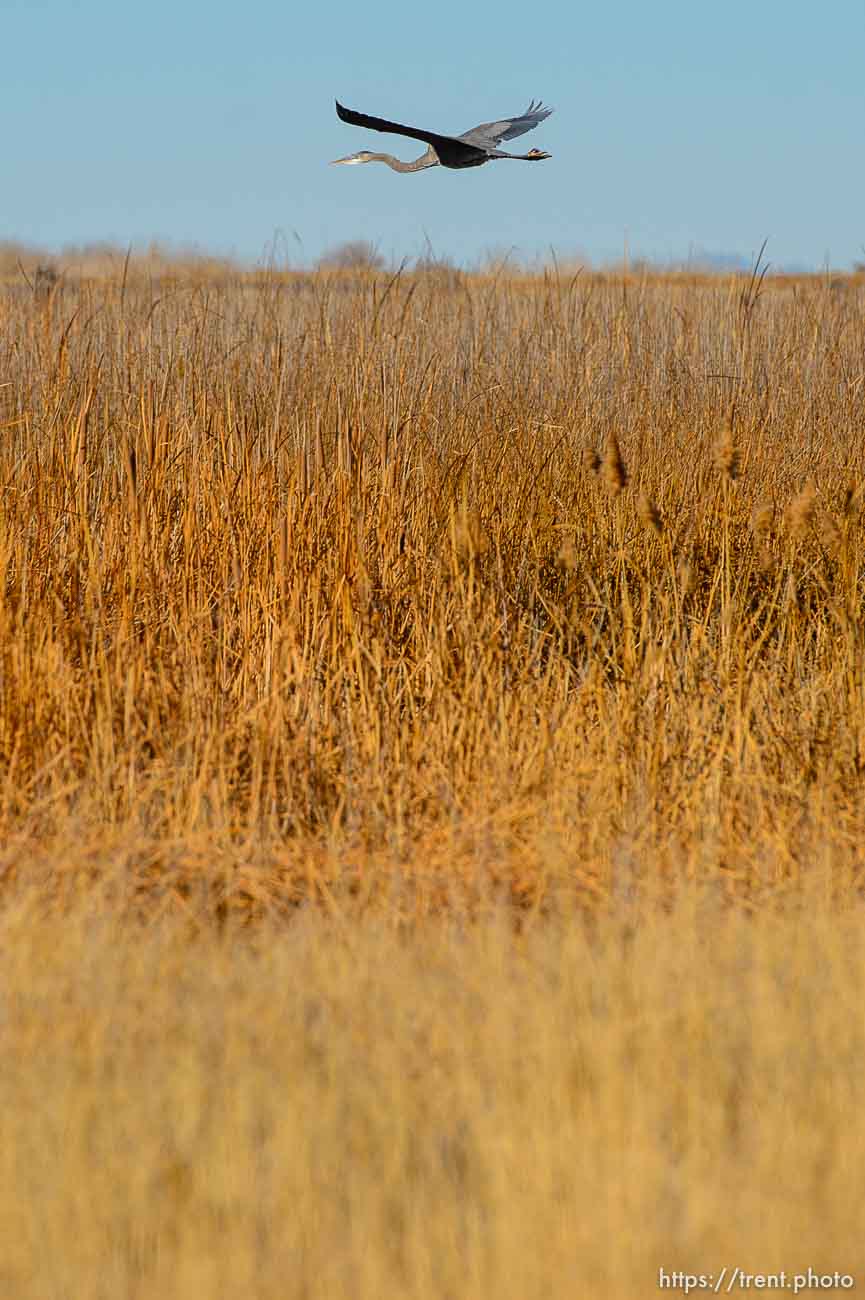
331;99;553;173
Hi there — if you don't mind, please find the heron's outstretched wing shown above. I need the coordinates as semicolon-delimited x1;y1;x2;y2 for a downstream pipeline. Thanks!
458;100;553;150
335;101;457;152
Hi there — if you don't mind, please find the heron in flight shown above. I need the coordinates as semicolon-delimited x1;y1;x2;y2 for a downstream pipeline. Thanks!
331;99;553;173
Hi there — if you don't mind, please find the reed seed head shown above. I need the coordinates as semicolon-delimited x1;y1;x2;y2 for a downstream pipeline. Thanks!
786;480;817;539
817;509;842;555
750;498;775;537
557;537;578;571
454;507;489;561
678;550;697;598
637;490;663;537
713;410;740;482
757;544;775;576
843;481;863;520
783;570;800;613
582;446;601;476
602;433;627;498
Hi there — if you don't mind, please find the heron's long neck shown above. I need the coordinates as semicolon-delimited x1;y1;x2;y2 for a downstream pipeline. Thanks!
371;148;438;173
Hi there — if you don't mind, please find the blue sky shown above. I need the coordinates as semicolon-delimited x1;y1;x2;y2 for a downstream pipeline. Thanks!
5;0;864;269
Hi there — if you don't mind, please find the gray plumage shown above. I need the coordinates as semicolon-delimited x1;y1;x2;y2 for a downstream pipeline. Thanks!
331;99;553;173
458;100;553;151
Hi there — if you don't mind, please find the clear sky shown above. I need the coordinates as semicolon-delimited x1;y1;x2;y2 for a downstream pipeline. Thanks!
5;0;864;270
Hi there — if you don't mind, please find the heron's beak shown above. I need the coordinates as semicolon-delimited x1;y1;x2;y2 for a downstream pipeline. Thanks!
330;154;364;165
528;150;552;161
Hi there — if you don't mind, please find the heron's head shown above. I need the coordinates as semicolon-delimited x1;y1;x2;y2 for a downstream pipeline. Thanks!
330;150;376;165
525;149;551;161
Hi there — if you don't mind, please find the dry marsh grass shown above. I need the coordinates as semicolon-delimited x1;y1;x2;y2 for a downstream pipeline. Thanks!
4;893;865;1299
1;265;864;1294
1;265;862;911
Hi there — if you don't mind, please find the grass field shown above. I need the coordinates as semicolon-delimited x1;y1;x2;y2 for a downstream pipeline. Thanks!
1;261;863;1295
